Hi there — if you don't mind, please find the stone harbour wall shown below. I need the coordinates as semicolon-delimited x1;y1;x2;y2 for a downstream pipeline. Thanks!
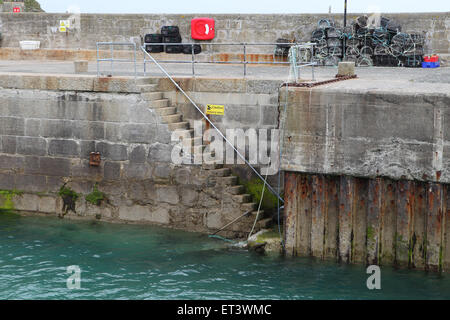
281;87;450;184
0;74;283;238
0;12;448;54
281;84;450;270
157;77;282;131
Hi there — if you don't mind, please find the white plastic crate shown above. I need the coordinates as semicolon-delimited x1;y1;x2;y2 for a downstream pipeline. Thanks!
19;41;40;50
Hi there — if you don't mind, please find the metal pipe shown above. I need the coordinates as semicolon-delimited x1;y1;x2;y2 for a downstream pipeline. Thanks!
153;60;292;65
110;44;114;76
144;55;147;77
311;43;316;81
96;42;138;78
133;42;137;79
344;0;348;27
141;42;312;46
343;0;348;60
97;58;132;62
96;43;100;77
192;45;195;76
243;43;247;76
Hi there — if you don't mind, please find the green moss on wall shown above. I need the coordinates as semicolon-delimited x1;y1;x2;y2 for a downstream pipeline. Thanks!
253;229;280;244
85;184;105;206
58;185;79;214
239;177;280;212
0;189;23;214
367;226;375;242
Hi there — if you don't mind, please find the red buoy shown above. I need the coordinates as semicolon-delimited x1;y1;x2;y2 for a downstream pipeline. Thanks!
191;18;215;40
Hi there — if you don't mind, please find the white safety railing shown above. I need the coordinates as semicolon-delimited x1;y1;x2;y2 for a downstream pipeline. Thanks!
288;44;318;83
143;42;317;78
96;42;137;78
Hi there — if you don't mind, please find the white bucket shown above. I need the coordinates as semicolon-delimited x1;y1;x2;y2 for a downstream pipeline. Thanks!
19;41;41;50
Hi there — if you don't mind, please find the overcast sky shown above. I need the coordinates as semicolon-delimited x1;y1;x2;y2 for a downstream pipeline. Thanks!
39;0;449;14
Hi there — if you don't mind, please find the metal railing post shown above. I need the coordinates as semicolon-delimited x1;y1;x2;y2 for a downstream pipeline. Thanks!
96;42;141;78
133;42;137;79
96;43;100;77
311;43;316;81
143;54;146;77
110;44;114;76
243;43;247;77
192;45;195;76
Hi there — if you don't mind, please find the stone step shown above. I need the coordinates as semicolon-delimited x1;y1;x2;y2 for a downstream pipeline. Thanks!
141;92;163;101
155;107;177;116
202;163;224;170
162;113;182;124
233;194;252;203
227;185;244;195
217;176;238;186
174;129;194;138
138;84;158;93
209;168;231;177
241;202;257;212
185;144;206;155
136;77;158;85
151;99;170;108
250;210;265;219
168;122;189;131
182;136;203;147
256;218;273;229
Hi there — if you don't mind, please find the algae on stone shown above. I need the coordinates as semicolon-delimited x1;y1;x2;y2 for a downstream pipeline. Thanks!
58;186;80;214
0;189;23;213
85;184;106;206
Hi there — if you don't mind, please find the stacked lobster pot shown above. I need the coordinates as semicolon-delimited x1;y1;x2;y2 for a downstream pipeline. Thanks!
161;26;183;54
274;38;293;58
144;26;202;55
144;33;164;53
325;24;344;66
309;16;425;67
310;19;344;66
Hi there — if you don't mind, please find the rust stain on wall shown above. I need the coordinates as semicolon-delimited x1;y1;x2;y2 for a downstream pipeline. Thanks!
284;172;449;271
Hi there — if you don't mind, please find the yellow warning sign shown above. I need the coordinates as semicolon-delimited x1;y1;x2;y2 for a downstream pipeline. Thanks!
60;20;71;27
206;104;225;116
59;26;67;32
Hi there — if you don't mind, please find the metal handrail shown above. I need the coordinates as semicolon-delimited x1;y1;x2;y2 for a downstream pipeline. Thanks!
141;45;284;204
96;42;137;78
143;41;317;77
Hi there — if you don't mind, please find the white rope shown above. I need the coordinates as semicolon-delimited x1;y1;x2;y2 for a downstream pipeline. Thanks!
248;171;269;240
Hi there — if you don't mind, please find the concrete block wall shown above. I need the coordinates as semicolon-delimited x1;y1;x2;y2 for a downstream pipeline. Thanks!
157;77;282;132
281;87;450;184
0;12;448;54
281;85;450;270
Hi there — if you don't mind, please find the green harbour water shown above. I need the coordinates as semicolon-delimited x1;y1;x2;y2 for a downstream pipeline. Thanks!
1;213;450;300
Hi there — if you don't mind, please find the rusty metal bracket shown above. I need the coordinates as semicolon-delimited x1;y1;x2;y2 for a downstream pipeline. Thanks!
89;152;101;167
282;74;357;88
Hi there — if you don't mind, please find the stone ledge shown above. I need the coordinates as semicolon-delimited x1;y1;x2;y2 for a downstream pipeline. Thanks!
0;72;140;93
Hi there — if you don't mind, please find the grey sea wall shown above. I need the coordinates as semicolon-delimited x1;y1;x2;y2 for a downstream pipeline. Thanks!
281;85;450;271
0;74;282;238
